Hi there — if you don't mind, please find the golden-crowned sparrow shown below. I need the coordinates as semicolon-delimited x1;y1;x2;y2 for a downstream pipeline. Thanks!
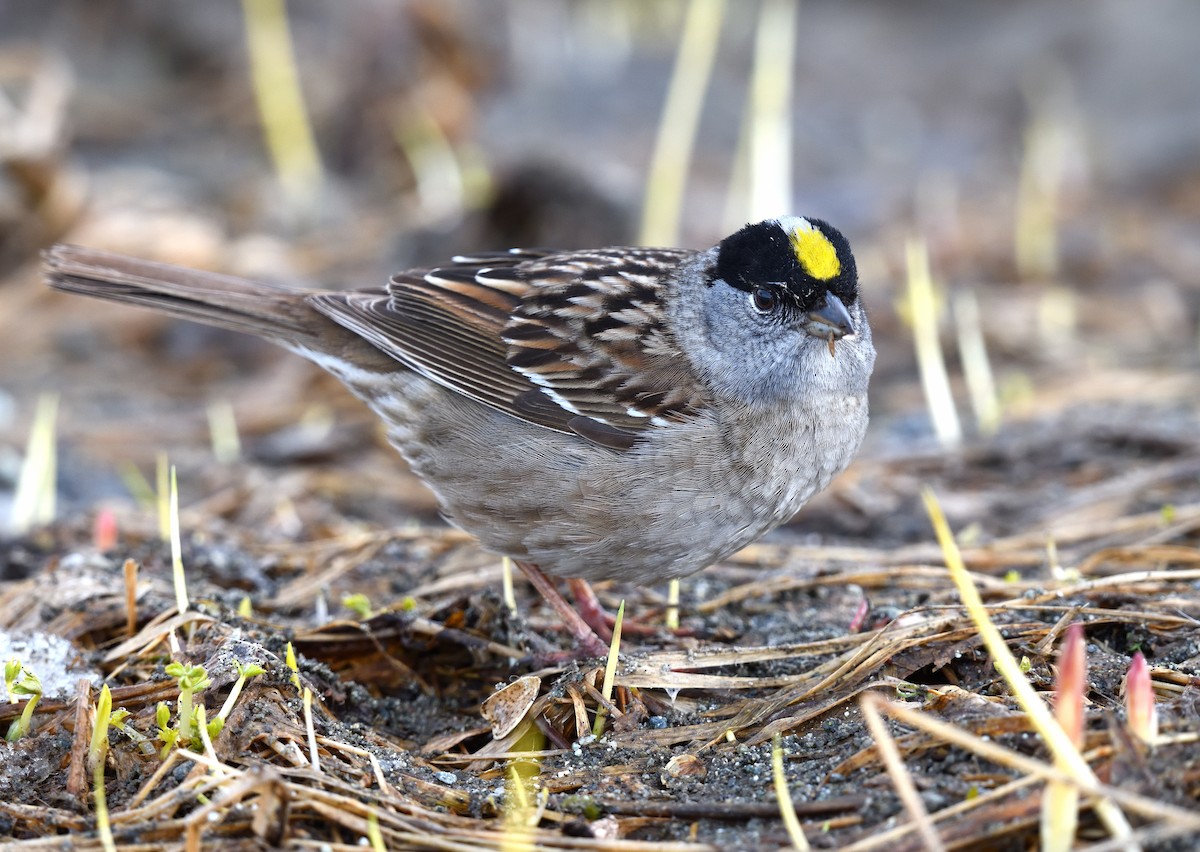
45;216;874;651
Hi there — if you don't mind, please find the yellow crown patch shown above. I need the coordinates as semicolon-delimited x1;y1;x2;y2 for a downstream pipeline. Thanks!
788;221;841;280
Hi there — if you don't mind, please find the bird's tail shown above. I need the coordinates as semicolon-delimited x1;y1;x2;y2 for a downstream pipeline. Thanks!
43;244;328;347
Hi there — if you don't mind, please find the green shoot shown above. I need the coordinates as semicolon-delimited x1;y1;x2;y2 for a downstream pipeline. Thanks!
501;556;517;616
92;685;116;852
1015;67;1076;282
665;579;680;630
4;660;43;741
639;0;725;245
502;764;532;849
165;662;210;747
107;707;154;756
241;0;323;198
367;811;386;851
391;99;467;222
10;392;58;534
206;399;242;464
118;460;157;512
342;593;373;620
592;600;625;738
156;452;170;541
88;685;113;769
745;0;797;220
501;725;546;845
215;661;265;728
285;642;301;689
169;465;188;615
952;290;1001;436
905;241;961;448
195;704;219;767
156;701;179;758
724;0;796;228
3;659;18;698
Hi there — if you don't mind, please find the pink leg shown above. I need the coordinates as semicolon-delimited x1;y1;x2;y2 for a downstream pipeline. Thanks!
566;578;615;644
515;561;609;657
567;578;667;639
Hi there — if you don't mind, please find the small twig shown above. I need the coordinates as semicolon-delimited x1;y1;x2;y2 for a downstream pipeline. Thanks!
860;693;944;851
65;678;92;798
772;733;811;851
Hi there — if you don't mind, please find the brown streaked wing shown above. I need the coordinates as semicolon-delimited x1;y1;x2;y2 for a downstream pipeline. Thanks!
307;246;709;447
306;257;558;426
501;247;709;431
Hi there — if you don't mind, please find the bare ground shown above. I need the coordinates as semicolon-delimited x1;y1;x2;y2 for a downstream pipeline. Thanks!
3;2;1200;849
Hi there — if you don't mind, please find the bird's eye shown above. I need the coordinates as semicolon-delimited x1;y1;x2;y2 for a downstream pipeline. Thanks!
751;286;779;314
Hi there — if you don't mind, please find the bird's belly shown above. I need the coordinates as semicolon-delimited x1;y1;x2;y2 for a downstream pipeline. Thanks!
346;370;867;584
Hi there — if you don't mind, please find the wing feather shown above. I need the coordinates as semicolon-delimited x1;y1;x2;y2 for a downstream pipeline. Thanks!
308;246;710;448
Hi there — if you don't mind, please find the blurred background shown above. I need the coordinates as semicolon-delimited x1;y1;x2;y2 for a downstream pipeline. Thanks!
2;0;1199;543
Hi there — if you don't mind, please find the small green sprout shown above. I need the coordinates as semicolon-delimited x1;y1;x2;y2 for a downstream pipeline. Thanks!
665;579;680;630
591;600;625;738
91;685;116;852
88;685;113;769
366;811;386;851
156;701;179;757
210;660;265;739
4;660;44;741
10;393;58;534
106;706;154;755
3;659;19;697
168;466;188;616
155;452;170;541
196;704;217;757
285;642;301;689
342;593;373;619
165;662;210;746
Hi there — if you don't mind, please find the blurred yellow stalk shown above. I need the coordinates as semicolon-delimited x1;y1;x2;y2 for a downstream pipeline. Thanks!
242;0;323;198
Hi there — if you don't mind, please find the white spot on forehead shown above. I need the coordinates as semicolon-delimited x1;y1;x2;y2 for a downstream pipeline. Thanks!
773;215;815;233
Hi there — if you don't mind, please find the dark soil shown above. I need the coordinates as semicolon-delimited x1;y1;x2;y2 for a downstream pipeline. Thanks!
2;3;1200;849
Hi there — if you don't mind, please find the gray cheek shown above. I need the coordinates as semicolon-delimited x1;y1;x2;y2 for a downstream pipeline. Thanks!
710;323;805;402
674;272;806;403
699;287;743;349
